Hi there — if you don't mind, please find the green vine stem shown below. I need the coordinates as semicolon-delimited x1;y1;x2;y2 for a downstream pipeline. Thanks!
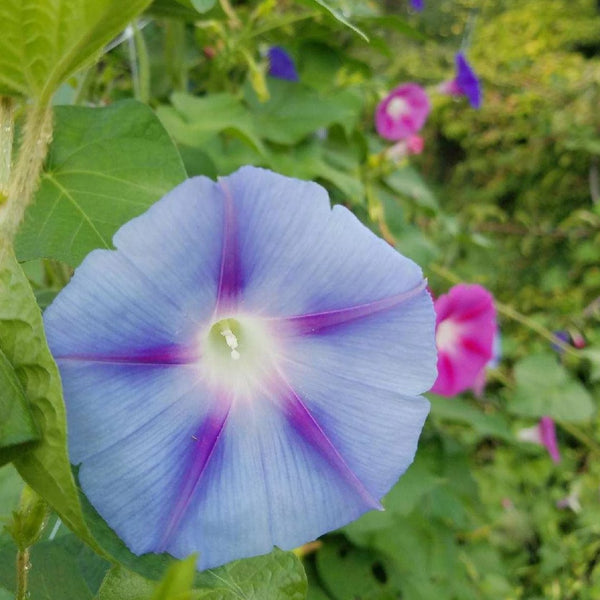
0;101;53;244
131;21;150;104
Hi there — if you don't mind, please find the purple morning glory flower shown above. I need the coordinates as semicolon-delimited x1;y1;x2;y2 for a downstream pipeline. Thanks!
410;0;424;11
44;167;436;569
518;416;561;463
439;52;482;109
267;46;299;82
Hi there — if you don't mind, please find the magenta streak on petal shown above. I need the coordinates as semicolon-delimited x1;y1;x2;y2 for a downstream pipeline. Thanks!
274;372;382;510
158;396;232;550
275;279;427;335
215;179;241;312
53;344;197;365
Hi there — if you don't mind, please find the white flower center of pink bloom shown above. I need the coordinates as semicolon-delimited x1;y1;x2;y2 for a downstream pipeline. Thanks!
386;97;410;119
200;316;281;398
435;318;462;353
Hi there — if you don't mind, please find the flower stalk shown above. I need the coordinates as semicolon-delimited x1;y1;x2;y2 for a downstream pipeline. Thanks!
0;96;14;201
0;101;53;244
16;548;30;600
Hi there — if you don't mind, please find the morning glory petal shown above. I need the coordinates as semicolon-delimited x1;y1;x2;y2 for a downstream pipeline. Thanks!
165;397;379;569
59;362;201;464
221;166;425;317
281;360;430;498
281;292;437;397
75;367;220;554
44;177;225;361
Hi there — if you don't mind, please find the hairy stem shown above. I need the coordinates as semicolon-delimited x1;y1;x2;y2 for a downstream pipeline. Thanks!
16;548;30;600
0;102;53;242
0;97;14;199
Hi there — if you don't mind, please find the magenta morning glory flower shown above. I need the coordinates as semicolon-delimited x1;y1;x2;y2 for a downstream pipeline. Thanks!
375;83;431;141
518;416;561;463
267;46;299;82
439;52;482;109
44;166;436;569
431;283;496;397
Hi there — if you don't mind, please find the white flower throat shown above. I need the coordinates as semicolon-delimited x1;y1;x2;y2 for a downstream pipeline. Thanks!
201;316;281;397
386;97;409;119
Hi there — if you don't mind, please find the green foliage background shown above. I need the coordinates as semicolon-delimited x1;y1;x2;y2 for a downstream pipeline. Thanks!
1;0;599;598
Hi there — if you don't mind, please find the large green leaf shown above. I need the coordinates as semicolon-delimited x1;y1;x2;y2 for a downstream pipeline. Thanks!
157;93;266;155
16;100;187;267
510;354;596;422
194;550;307;600
297;0;368;41
245;79;363;145
95;567;156;600
0;0;152;102
429;395;513;441
384;167;440;212
0;347;39;465
0;243;99;552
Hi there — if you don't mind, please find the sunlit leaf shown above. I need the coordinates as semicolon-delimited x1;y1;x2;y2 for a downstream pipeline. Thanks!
0;243;99;553
0;0;152;102
0;348;39;465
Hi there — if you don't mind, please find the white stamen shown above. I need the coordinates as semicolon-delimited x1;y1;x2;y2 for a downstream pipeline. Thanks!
386;97;409;119
221;328;240;360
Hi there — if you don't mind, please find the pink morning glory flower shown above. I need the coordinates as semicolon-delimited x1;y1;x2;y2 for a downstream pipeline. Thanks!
431;283;496;397
517;416;561;463
375;83;431;141
44;166;436;569
439;52;482;109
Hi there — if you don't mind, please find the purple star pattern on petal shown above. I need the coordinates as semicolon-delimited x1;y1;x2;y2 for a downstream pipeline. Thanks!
44;167;437;569
267;46;299;82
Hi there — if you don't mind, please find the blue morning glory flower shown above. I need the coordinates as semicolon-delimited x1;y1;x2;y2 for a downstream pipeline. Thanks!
267;46;299;82
44;167;436;569
455;52;482;108
440;52;482;109
410;0;424;11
